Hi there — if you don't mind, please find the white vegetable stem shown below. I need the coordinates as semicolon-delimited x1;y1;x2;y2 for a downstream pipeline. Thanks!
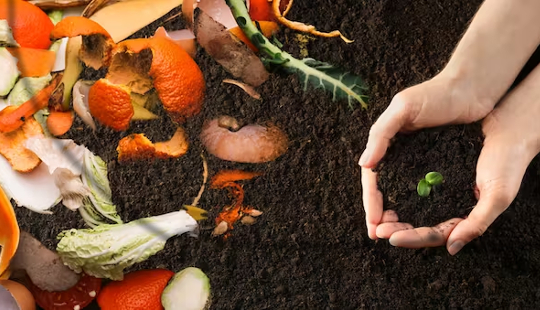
57;210;198;281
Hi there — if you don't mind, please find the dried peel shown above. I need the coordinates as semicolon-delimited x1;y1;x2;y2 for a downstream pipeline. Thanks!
154;127;189;158
211;170;262;188
0;107;44;173
117;127;189;162
50;16;116;69
272;0;353;43
117;133;155;162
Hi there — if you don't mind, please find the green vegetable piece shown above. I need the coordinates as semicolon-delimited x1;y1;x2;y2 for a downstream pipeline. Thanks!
0;48;19;96
48;10;63;25
0;20;18;47
162;267;211;310
417;179;432;197
226;0;368;109
56;210;198;281
79;149;123;227
425;172;443;186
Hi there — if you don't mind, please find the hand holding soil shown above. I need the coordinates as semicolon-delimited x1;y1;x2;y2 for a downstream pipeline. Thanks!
360;0;540;255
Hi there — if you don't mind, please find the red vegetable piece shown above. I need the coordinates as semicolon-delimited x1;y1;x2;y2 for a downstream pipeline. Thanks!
27;273;102;310
248;0;275;21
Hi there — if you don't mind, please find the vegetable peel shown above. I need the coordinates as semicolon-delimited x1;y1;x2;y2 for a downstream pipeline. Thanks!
0;186;20;281
211;170;263;237
0;73;62;134
272;0;353;43
51;16;115;70
0;108;44;173
117;127;189;162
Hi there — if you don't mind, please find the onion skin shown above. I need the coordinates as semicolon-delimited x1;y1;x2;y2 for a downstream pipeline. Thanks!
200;117;288;163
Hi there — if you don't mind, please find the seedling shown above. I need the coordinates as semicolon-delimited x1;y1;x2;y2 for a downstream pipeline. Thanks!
417;172;444;197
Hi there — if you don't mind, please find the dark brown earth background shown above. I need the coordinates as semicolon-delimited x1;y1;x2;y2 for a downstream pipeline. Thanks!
12;0;540;309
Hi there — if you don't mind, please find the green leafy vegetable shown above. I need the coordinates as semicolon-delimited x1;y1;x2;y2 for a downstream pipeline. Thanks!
417;179;431;197
79;149;123;227
226;0;368;109
56;210;198;281
162;267;211;310
425;172;443;186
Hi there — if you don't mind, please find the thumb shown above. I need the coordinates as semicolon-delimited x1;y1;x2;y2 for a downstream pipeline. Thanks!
359;93;413;168
446;139;533;255
445;194;509;256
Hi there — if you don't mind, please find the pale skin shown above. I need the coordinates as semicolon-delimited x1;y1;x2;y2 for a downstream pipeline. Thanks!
359;0;540;255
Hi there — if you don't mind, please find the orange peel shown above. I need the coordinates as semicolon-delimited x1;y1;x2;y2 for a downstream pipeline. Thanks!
0;107;44;173
154;127;189;159
117;127;189;162
106;37;205;124
0;185;20;280
7;47;56;78
50;16;116;69
210;170;262;188
117;133;155;163
87;79;134;131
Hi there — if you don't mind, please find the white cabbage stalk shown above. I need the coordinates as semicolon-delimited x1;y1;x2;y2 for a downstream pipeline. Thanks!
0;156;60;214
23;137;89;211
53;168;90;211
0;48;19;96
24;137;85;176
79;149;123;227
57;210;199;281
162;267;212;310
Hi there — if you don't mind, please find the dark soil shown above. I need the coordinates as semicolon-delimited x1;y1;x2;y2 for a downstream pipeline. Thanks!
12;0;540;309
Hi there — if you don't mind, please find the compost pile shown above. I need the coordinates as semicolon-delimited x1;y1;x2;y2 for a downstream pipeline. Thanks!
2;0;540;309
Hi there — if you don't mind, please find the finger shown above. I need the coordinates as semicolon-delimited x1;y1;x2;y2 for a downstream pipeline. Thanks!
446;138;533;255
381;210;399;223
376;222;414;239
359;95;410;168
446;193;513;255
361;167;383;240
389;218;464;248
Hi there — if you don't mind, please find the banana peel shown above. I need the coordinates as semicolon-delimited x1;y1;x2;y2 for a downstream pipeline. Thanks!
0;186;20;280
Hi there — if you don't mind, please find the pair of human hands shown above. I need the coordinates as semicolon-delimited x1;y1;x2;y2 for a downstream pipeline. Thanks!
359;0;540;255
359;69;540;255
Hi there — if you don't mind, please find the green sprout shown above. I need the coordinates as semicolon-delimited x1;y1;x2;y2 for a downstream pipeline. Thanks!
417;172;443;197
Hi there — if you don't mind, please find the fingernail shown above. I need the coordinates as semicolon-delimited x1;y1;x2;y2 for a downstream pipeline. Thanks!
359;151;369;166
448;241;465;256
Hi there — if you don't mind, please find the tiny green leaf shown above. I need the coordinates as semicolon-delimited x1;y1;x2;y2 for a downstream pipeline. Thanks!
425;172;443;186
417;179;432;197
